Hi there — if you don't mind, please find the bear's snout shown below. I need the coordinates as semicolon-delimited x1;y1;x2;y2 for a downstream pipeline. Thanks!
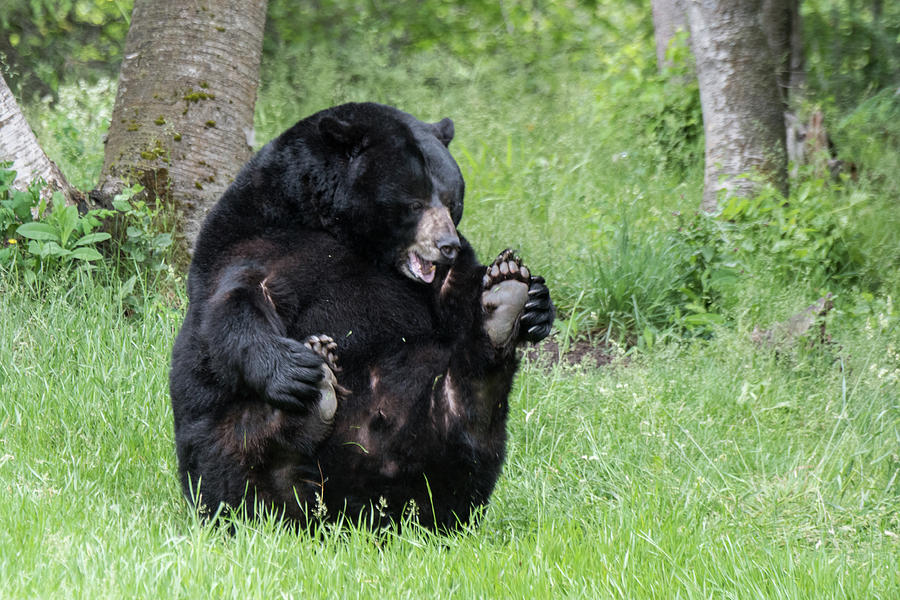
437;233;460;261
417;204;459;264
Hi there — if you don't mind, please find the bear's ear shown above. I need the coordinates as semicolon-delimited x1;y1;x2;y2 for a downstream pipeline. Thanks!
318;116;357;147
430;118;454;147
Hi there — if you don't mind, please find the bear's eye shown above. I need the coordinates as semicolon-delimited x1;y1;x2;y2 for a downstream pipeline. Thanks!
409;201;425;214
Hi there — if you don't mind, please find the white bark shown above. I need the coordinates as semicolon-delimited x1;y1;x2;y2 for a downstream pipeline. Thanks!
0;74;75;203
684;0;788;212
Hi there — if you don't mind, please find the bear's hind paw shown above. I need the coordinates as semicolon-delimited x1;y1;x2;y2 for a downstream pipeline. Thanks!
303;334;348;422
304;334;341;372
481;249;531;349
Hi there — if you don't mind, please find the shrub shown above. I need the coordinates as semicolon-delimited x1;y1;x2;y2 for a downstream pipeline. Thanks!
0;166;174;292
1;163;111;284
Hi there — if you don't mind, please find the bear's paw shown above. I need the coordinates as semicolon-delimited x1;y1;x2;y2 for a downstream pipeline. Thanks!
303;334;347;422
481;249;530;348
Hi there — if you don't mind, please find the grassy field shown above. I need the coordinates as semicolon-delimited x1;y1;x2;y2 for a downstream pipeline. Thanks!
2;272;898;597
3;276;898;597
3;6;900;598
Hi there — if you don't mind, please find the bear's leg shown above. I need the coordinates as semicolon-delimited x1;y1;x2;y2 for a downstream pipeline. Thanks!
201;264;326;410
427;249;554;441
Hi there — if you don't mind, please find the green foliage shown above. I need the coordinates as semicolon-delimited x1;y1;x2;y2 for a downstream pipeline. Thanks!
1;0;132;97
0;164;39;239
0;163;111;282
669;168;899;341
804;0;900;109
634;31;704;174
835;88;900;196
15;197;110;263
22;78;116;189
264;0;633;65
669;213;741;332
0;165;175;294
718;178;866;285
110;184;173;273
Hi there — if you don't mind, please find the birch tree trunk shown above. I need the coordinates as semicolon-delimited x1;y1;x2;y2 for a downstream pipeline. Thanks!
0;73;77;204
651;0;688;71
96;0;267;252
684;0;788;212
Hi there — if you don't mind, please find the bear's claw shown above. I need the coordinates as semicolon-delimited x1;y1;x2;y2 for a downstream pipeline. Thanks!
482;249;530;289
520;275;554;342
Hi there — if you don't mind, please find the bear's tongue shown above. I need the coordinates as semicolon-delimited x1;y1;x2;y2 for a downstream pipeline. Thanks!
409;252;436;283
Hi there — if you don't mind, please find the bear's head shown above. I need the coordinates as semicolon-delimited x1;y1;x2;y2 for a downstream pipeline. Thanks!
314;104;465;284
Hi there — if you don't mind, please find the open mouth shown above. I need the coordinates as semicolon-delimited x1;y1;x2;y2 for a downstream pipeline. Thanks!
407;251;437;283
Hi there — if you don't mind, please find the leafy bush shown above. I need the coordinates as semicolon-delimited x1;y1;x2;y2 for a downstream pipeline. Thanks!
15;198;110;264
636;31;704;174
1;163;112;283
0;165;174;290
717;178;867;286
110;185;174;274
669;212;742;330
670;174;882;328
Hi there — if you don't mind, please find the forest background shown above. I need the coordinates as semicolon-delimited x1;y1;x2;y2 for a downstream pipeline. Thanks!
1;1;899;597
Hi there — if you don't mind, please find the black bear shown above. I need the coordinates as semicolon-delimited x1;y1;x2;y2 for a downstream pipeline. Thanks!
169;102;554;530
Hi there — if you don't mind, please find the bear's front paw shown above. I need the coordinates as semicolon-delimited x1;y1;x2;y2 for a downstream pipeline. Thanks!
262;337;326;411
481;249;531;348
303;334;349;422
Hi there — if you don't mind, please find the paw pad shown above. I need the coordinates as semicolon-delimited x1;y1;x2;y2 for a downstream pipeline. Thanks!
304;334;340;372
303;334;341;422
483;248;530;290
482;249;532;348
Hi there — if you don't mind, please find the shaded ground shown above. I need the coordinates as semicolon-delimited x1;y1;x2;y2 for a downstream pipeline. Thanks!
523;335;618;369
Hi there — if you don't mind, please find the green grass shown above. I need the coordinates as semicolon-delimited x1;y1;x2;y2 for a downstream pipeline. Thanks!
1;277;898;597
5;8;900;598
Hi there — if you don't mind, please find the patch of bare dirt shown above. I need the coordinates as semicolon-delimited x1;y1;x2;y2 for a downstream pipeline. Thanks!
523;336;619;369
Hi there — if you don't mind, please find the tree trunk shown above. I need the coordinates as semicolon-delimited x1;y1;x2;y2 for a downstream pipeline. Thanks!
760;0;791;104
0;73;78;205
788;0;805;95
96;0;267;252
684;0;788;212
651;0;688;71
760;0;804;105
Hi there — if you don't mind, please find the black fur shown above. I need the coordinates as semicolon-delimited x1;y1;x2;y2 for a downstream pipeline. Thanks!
169;102;554;530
